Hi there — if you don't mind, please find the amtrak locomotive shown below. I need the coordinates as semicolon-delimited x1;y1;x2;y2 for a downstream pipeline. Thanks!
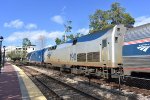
27;25;126;79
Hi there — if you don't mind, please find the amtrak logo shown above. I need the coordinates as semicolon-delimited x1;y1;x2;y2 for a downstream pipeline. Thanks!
137;44;150;52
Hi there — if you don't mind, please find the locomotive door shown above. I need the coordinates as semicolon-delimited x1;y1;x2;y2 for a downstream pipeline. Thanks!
101;39;108;65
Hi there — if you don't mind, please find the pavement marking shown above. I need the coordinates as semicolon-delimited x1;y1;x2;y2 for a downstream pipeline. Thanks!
13;65;47;100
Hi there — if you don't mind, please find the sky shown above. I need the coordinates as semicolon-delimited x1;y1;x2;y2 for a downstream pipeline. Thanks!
0;0;150;49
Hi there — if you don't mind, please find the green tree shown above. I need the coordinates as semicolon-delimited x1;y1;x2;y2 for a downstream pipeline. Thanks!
67;34;74;40
110;2;125;24
55;38;62;45
64;21;72;33
6;51;21;62
20;51;27;61
64;20;72;42
89;2;135;33
55;33;84;45
75;33;84;38
122;13;135;27
22;38;32;61
22;38;31;47
55;20;86;45
89;10;110;32
55;20;73;45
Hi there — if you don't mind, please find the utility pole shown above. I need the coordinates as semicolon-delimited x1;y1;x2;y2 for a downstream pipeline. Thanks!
3;46;5;67
38;35;45;49
38;35;45;64
0;36;3;73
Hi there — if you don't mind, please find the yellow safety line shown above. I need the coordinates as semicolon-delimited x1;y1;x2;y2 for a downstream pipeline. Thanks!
13;65;47;100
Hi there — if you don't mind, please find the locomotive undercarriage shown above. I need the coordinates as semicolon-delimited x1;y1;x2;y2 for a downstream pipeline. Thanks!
69;65;124;79
27;62;124;79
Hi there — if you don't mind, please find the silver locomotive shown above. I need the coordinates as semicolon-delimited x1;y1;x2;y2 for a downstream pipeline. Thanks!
43;25;126;78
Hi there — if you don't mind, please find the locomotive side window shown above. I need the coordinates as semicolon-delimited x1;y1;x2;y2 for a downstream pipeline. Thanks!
102;39;107;48
115;37;118;43
48;47;51;51
117;28;120;32
48;45;57;51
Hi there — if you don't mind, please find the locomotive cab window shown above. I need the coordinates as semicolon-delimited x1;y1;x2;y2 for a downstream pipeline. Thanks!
102;39;107;48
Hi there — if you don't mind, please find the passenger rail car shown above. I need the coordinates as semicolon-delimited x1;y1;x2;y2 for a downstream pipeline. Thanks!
26;48;47;65
123;23;150;78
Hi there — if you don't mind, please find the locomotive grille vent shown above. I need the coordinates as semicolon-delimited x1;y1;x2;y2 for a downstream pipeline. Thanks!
77;53;86;62
87;52;92;62
87;52;100;62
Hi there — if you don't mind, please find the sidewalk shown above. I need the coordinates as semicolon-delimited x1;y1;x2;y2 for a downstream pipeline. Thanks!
0;63;47;100
0;63;22;100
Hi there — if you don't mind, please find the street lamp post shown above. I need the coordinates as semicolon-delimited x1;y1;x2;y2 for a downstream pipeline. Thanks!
0;36;3;73
3;46;6;68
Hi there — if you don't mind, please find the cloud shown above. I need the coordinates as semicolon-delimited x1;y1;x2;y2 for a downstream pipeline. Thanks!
48;31;64;39
51;15;64;24
25;23;37;30
134;16;150;27
5;27;88;48
4;19;24;29
5;30;64;43
5;28;89;43
4;19;38;30
44;44;52;48
77;28;89;35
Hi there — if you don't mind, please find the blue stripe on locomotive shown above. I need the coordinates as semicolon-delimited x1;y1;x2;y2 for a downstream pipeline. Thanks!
123;42;150;56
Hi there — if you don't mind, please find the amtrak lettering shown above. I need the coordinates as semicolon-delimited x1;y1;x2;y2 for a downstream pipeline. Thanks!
70;53;76;61
137;44;150;52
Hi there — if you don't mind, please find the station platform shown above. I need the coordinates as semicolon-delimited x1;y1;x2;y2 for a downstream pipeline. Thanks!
0;63;47;100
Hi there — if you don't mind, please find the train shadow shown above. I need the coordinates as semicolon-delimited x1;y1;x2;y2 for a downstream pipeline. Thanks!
77;76;139;100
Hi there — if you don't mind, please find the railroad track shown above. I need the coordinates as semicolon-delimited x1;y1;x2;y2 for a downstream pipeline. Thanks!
21;66;102;100
21;67;62;100
79;75;150;96
20;65;150;99
23;66;144;99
